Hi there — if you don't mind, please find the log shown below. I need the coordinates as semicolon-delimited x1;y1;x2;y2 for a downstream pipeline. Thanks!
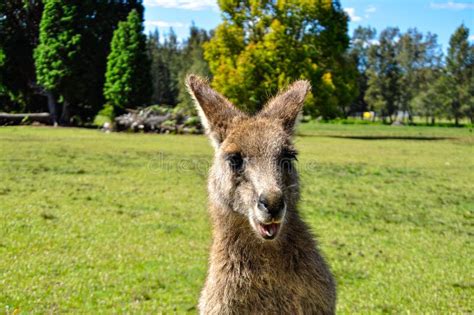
0;112;51;125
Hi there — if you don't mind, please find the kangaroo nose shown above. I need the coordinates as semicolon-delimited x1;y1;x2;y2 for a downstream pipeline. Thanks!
258;192;285;217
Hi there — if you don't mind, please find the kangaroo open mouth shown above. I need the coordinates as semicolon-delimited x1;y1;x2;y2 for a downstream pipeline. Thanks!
256;222;281;240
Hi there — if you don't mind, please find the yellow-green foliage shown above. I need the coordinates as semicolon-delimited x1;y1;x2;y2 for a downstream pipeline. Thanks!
205;0;358;117
0;125;472;313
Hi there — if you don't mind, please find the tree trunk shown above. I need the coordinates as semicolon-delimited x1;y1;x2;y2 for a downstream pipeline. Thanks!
388;114;394;124
431;116;435;125
60;100;70;125
46;90;58;126
455;116;459;126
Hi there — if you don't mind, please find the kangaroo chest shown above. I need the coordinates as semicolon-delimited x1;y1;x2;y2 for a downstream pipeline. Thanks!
202;247;322;313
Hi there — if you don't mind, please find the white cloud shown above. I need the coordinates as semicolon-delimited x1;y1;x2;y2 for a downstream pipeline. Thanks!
364;5;376;18
145;20;186;28
469;35;474;41
344;8;362;22
365;5;376;13
430;1;474;10
144;0;217;11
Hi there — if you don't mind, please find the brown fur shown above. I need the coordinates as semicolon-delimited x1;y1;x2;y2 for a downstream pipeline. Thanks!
187;75;336;314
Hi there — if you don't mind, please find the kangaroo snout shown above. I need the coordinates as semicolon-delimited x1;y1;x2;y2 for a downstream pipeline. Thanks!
257;191;286;221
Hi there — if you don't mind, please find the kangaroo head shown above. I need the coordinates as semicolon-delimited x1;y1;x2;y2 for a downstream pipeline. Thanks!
187;75;310;241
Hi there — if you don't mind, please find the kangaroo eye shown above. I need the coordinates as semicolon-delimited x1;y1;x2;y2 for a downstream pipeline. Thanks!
226;153;244;171
282;149;298;161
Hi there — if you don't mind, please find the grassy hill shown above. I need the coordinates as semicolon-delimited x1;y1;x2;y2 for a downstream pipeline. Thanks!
0;124;472;313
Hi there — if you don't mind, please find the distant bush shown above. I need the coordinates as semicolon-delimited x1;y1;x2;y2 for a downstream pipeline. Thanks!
93;104;114;127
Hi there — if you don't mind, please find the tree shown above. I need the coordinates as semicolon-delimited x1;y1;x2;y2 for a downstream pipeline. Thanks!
0;0;44;113
204;0;356;118
412;71;448;124
176;24;211;113
147;25;210;111
1;1;143;122
404;32;444;124
148;28;181;106
0;48;5;95
71;0;145;123
365;27;402;122
34;0;81;125
397;29;443;122
445;24;474;125
103;9;151;115
349;26;377;115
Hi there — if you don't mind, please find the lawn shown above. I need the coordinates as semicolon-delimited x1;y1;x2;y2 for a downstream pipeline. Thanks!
0;123;472;313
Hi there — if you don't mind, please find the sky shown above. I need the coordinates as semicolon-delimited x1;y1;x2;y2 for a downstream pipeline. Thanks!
143;0;474;51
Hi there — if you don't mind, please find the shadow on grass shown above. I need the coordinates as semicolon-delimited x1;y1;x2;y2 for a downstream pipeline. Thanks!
299;134;455;141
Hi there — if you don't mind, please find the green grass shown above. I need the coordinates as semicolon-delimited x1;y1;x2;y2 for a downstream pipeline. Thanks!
0;124;472;314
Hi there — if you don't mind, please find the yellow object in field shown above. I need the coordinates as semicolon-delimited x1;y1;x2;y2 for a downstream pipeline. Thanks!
363;111;372;119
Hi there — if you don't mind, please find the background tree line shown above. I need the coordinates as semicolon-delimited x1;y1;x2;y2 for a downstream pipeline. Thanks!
0;0;472;126
350;24;473;125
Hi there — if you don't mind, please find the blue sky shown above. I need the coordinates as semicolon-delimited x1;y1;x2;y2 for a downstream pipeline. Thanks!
143;0;474;51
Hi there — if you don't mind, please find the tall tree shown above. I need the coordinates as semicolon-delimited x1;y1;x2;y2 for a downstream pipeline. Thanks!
365;27;402;122
349;26;377;115
412;72;449;125
72;0;144;122
34;0;81;124
103;9;151;115
1;1;143;122
204;0;356;118
445;24;474;125
0;0;44;113
407;32;445;124
397;29;443;122
148;28;181;106
176;24;211;112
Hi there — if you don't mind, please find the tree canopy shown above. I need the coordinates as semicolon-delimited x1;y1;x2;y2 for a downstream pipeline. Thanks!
204;0;357;118
34;0;81;123
0;2;472;126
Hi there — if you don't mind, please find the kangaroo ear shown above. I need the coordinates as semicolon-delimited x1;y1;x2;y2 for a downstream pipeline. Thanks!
186;74;244;148
259;80;311;134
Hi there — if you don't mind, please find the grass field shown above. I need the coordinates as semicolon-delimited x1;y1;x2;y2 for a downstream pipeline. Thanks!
0;123;472;314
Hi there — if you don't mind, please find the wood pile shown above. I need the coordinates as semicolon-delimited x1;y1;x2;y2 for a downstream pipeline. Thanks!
0;112;51;125
114;107;203;134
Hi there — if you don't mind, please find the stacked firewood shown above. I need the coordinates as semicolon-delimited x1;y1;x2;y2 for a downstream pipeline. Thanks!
114;106;203;134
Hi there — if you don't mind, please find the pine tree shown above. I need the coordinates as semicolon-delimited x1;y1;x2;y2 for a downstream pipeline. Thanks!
349;26;377;115
445;24;474;125
148;29;180;106
103;9;151;115
34;0;81;124
365;28;402;122
176;24;211;113
397;29;443;122
72;0;145;122
412;72;449;125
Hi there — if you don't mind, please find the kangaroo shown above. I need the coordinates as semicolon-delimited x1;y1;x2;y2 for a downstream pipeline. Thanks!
186;75;336;315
